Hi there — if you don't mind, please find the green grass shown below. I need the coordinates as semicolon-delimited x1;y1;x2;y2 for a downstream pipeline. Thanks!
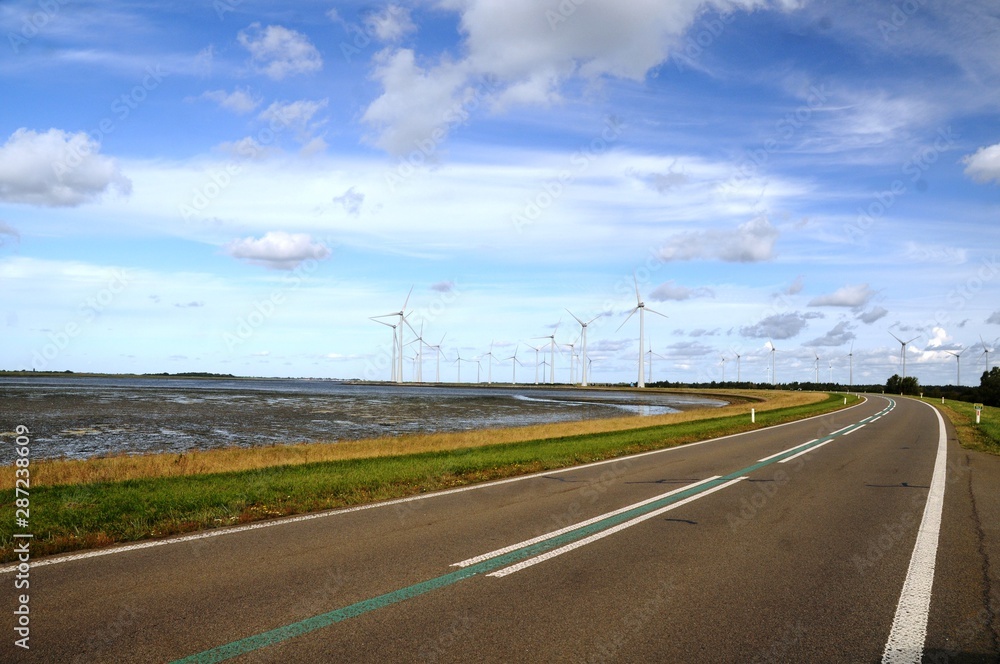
0;392;853;563
936;399;1000;456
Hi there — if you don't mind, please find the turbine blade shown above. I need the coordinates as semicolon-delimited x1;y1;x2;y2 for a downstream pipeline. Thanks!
645;307;669;319
615;307;639;333
402;285;414;311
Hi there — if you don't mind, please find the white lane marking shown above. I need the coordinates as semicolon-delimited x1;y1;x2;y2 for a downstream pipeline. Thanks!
487;477;747;578
452;477;722;568
757;440;817;463
778;435;844;463
1;396;872;574
881;401;948;664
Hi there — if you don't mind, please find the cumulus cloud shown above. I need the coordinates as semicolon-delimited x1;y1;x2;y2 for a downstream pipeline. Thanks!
199;88;261;114
361;1;802;154
963;142;1000;184
332;186;365;216
0;128;131;207
857;306;889;324
804;321;856;347
369;5;416;42
258;98;328;141
987;310;1000;325
808;283;876;308
238;23;322;80
740;312;823;340
784;275;805;295
657;216;779;263
225;231;331;270
649;280;714;301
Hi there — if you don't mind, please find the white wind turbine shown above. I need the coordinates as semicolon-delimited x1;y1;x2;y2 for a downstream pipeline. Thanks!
503;346;524;384
767;339;777;385
428;334;446;383
890;332;919;380
813;352;821;383
370;286;413;384
532;326;560;384
729;348;742;383
646;344;666;385
369;318;398;382
945;348;964;386
453;350;463;383
525;343;542;385
407;322;428;383
981;335;994;372
617;275;668;388
720;355;727;383
567;310;600;387
482;341;497;384
847;341;854;390
563;339;578;384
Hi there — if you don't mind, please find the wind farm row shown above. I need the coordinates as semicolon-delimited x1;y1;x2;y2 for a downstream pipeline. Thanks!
369;282;998;389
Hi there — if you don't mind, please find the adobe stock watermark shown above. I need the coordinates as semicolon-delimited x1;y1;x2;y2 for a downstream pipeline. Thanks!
179;107;299;222
718;84;829;200
512;115;624;234
52;65;168;180
844;126;957;244
7;0;70;54
878;0;927;41
672;11;737;72
31;269;132;370
222;257;326;351
383;74;500;193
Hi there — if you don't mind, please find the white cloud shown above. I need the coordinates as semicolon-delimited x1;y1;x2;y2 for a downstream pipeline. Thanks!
237;23;322;80
225;231;331;270
648;280;714;301
857;306;889;324
370;5;416;42
804;321;856;347
987;311;1000;325
0;128;131;207
740;311;823;340
808;283;876;308
200;88;261;114
361;1;803;154
657;216;779;263
963;142;1000;184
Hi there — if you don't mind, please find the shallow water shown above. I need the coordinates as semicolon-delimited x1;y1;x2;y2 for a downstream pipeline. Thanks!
0;377;726;462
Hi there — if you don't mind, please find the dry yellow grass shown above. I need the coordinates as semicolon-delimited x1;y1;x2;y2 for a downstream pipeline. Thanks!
9;389;823;488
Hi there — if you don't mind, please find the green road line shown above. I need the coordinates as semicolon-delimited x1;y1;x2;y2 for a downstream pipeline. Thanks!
172;401;889;663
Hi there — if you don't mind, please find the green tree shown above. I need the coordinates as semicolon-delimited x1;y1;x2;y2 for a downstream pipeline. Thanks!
886;374;920;395
980;367;1000;407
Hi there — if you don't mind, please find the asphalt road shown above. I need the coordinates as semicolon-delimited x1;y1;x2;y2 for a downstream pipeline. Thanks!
4;395;999;663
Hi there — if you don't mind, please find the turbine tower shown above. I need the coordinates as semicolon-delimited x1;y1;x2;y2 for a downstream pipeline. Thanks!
945;348;964;386
814;352;820;383
767;339;777;386
369;318;398;382
981;335;994;371
617;275;667;388
525;343;542;385
847;342;854;390
889;332;919;380
567;310;600;387
532;327;559;384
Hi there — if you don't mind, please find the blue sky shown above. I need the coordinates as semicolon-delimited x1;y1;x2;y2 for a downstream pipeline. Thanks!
2;0;999;386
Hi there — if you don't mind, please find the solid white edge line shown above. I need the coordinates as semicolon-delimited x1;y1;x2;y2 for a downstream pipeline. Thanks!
0;395;872;574
881;401;948;664
451;476;722;568
487;477;747;578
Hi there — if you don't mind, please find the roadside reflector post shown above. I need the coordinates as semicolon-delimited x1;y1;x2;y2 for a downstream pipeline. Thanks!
941;397;945;404
976;404;983;424
751;408;755;423
844;397;847;405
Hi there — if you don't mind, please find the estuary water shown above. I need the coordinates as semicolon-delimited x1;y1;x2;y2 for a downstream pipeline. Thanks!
0;376;727;462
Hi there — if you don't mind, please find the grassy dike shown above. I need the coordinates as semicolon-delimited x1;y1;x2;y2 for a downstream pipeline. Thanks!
0;392;852;563
935;398;1000;456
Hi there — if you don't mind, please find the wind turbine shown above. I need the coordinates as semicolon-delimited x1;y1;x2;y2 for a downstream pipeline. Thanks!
532;326;560;384
407;322;428;383
503;346;524;384
981;335;994;371
370;286;413;384
428;334;446;383
646;343;665;385
369;318;398;382
889;332;919;379
767;339;777;386
945;348;964;386
453;350;463;383
567;310;600;387
730;348;742;383
617;275;668;388
720;355;727;383
482;341;496;385
525;343;542;385
813;352;820;383
847;341;854;390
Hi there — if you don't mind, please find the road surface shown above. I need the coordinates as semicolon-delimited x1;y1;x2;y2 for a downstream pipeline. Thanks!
4;395;999;662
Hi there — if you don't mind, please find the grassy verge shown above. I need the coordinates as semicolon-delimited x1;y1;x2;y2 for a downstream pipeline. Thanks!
0;392;852;563
935;399;1000;456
